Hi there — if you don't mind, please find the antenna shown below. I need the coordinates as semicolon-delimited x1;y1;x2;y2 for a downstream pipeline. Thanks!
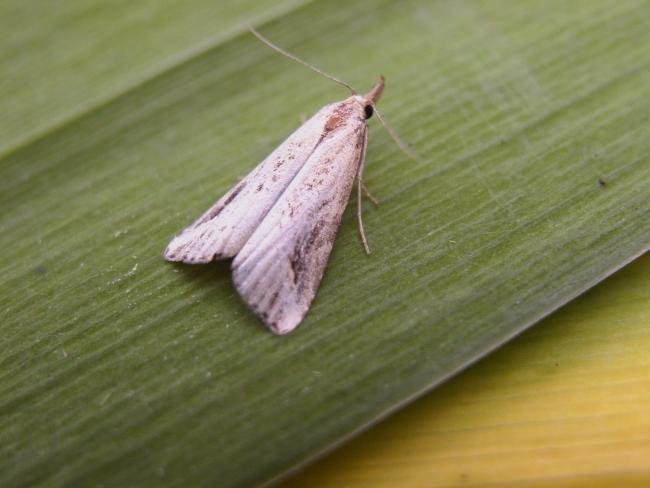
248;25;421;163
248;25;356;95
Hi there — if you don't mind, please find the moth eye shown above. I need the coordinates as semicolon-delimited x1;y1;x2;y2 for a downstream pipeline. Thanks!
364;105;374;119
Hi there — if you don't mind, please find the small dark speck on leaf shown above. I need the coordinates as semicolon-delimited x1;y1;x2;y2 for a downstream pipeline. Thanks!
598;178;607;187
35;264;47;275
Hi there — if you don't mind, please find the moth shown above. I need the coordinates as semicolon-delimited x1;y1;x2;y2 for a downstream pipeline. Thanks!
164;28;413;335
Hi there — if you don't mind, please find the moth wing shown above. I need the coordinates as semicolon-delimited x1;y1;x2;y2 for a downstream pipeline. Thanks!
232;117;367;334
163;105;334;263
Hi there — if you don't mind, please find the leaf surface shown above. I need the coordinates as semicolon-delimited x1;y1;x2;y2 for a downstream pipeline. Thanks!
1;0;649;486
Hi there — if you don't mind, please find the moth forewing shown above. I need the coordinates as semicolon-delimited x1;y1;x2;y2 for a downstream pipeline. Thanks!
232;98;369;334
163;106;335;263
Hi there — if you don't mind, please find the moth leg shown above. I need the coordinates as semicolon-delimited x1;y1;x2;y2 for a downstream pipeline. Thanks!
356;131;371;255
357;175;371;255
361;182;379;206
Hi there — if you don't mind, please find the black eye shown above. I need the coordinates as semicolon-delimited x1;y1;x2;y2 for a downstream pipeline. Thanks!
364;104;374;119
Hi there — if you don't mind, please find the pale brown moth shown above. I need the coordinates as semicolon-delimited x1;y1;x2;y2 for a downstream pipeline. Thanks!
164;27;413;334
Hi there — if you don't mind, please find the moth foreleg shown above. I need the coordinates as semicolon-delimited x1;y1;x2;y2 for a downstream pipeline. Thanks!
361;182;379;206
356;129;371;255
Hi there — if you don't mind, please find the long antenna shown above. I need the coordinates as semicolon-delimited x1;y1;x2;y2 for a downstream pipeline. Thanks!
249;25;421;163
248;25;356;95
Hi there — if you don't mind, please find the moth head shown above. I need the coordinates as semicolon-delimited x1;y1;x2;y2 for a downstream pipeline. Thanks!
352;95;375;120
358;76;385;119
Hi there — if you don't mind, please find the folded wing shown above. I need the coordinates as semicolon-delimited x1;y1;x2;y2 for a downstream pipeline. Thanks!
163;105;334;263
232;117;367;334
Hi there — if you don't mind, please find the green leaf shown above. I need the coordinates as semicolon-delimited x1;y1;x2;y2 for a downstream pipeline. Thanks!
285;255;650;486
1;0;648;486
